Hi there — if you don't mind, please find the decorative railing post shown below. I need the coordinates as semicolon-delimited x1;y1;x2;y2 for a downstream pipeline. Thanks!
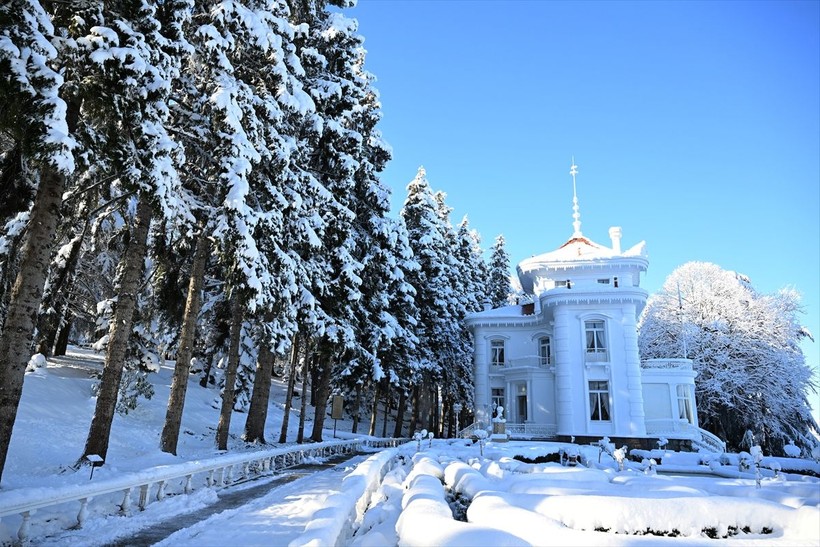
120;488;133;515
77;498;90;528
138;484;150;511
18;510;32;543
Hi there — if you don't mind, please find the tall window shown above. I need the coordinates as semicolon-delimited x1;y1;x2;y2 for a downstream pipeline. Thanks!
588;381;610;421
490;339;505;366
492;388;505;417
677;385;693;423
538;337;551;366
585;320;607;360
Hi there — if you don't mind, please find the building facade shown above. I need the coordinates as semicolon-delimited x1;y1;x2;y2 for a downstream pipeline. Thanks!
465;164;722;451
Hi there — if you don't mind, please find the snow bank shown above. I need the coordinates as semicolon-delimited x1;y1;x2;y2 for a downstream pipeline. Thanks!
289;448;398;547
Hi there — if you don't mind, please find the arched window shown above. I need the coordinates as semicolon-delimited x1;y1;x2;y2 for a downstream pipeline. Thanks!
538;337;551;366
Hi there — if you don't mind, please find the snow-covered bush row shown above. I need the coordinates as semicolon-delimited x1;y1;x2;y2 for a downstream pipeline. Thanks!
289;447;399;547
397;441;820;544
528;493;795;538
395;454;524;546
349;459;411;546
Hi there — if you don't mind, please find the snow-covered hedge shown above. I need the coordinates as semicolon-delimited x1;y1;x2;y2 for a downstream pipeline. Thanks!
289;448;398;547
396;455;524;546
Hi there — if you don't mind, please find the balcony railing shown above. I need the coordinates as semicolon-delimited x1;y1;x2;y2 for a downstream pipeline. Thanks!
641;358;694;371
490;356;551;372
458;422;557;440
504;423;558;439
584;350;609;362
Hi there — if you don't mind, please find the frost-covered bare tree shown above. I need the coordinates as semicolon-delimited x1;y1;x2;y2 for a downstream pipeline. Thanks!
638;261;818;455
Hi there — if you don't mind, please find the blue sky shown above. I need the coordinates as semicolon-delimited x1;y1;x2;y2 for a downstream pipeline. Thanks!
349;0;820;412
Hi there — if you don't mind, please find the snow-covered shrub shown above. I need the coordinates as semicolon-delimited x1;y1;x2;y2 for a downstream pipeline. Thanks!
596;436;615;463
783;440;801;458
762;459;782;479
642;458;658;475
414;429;428;452
613;446;628;471
474;429;488;456
630;448;665;464
26;353;47;372
738;452;753;472
750;445;765;488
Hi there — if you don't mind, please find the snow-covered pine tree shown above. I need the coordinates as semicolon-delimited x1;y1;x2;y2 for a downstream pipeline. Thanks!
638;261;819;455
0;0;76;482
79;0;195;463
289;3;384;443
487;234;513;308
400;168;463;433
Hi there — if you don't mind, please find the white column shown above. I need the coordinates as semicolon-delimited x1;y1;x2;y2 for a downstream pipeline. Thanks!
526;379;533;422
553;307;573;434
473;335;489;425
622;303;647;435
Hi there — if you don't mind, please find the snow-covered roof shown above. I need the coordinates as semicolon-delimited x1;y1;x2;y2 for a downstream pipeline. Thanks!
465;303;540;326
519;235;646;268
516;233;648;295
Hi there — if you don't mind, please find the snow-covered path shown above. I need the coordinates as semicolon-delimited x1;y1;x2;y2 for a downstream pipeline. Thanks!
32;453;369;547
152;454;369;547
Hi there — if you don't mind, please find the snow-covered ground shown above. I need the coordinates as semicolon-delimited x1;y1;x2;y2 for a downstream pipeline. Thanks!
2;347;819;546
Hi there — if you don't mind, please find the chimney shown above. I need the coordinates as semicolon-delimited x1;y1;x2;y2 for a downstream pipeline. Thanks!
609;226;622;254
483;299;492;311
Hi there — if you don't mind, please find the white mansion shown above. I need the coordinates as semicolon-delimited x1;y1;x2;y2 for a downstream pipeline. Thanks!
465;163;723;452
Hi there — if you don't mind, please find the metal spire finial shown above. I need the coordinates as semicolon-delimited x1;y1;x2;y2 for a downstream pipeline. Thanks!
570;157;582;237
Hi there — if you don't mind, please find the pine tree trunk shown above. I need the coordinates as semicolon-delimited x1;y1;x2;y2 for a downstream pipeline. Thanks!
80;194;153;463
393;390;406;438
368;382;380;436
34;231;84;356
200;355;213;388
53;316;72;356
444;398;452;438
0;166;65;483
278;334;300;444
216;293;244;451
351;383;362;434
381;383;391;438
296;352;311;443
160;231;209;454
310;355;332;443
243;335;275;444
428;387;437;432
409;384;420;434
